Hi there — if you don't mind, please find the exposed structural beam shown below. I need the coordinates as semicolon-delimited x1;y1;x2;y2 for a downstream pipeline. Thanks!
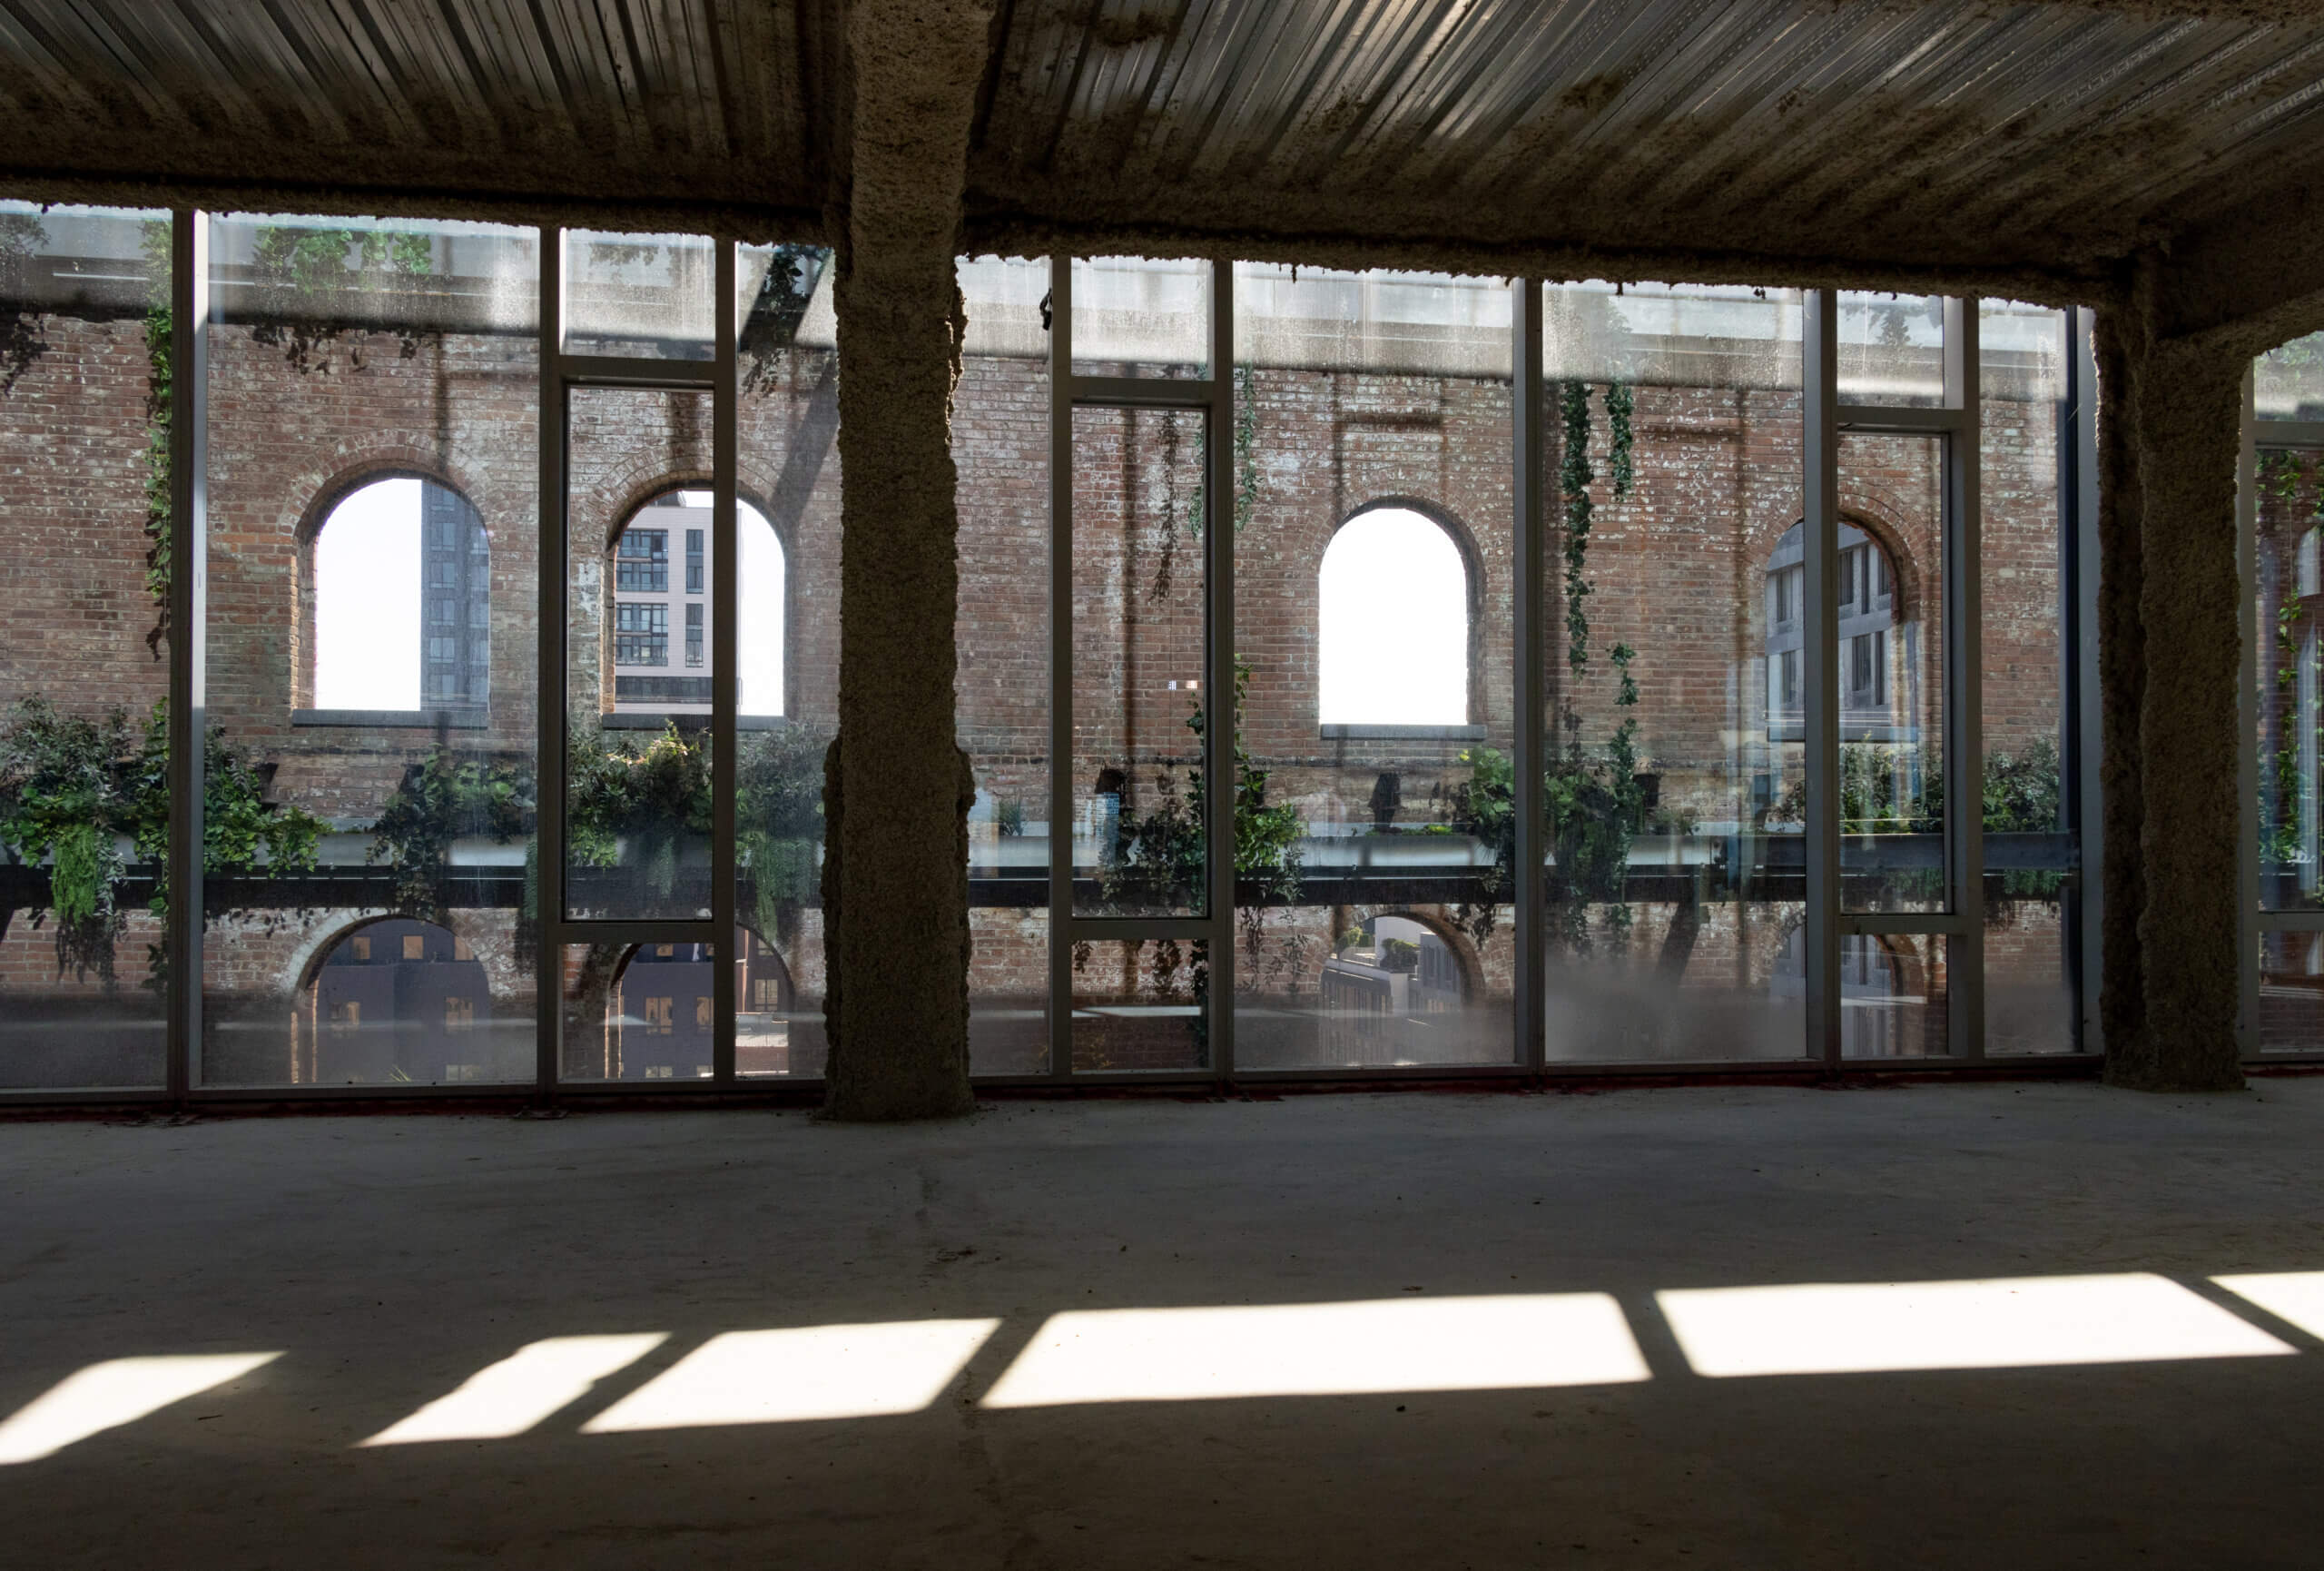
2153;167;2324;355
821;0;997;1120
2093;275;2247;1092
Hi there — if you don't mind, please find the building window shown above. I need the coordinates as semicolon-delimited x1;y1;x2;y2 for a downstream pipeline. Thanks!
312;476;490;709
615;603;668;666
1765;521;1909;741
1318;505;1470;726
350;936;370;962
329;1001;360;1034
445;997;475;1032
644;996;675;1035
402;934;426;962
608;489;787;717
616;529;668;592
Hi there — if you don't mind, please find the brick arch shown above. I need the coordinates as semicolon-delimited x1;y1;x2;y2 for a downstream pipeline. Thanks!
292;454;489;710
1334;904;1484;1003
1317;496;1488;725
1757;506;1927;625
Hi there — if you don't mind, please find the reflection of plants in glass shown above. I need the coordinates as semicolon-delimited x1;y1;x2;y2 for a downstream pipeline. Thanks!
368;747;533;922
1380;936;1420;973
0;698;321;984
736;725;830;943
994;796;1026;838
139;219;171;657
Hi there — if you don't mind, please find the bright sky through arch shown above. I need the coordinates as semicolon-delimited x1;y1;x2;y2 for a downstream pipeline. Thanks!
314;477;421;711
1318;506;1467;726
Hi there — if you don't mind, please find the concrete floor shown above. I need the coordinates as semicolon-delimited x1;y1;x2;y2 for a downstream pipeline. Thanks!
3;1080;2321;1569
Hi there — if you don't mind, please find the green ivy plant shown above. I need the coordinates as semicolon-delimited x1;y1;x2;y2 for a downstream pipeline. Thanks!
249;225;434;372
1089;657;1305;1038
368;747;533;923
0;209;49;395
0;697;322;985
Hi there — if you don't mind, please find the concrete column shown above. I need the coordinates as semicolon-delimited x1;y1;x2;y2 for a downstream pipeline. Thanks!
2094;293;2247;1092
821;0;993;1120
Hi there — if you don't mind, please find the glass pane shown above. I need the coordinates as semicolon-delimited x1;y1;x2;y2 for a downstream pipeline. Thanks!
2255;445;2324;912
564;230;714;361
201;213;539;1087
1980;301;2077;1054
958;256;1051;1075
1837;432;1945;913
0;203;170;1088
1072;937;1206;1071
1230;262;1514;1070
1540;281;1807;1062
1071;256;1208;378
2256;331;2324;421
1071;404;1206;918
566;389;713;920
1837;291;1945;407
1832;932;1950;1059
561;940;717;1081
2258;930;2324;1052
734;247;838;1075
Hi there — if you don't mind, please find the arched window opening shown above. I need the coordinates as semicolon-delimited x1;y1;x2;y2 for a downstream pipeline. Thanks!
609;489;785;717
1319;914;1469;1064
1764;520;1911;741
610;941;715;1080
1319;506;1468;726
308;919;495;1084
313;477;488;710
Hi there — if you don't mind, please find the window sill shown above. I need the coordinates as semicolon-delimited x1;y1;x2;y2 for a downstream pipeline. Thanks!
1319;724;1486;742
292;708;488;730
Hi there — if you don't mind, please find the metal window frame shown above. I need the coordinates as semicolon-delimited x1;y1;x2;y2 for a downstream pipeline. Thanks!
9;223;2120;1105
2242;366;2324;1062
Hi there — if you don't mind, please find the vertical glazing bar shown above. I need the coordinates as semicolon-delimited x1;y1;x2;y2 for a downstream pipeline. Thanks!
2072;308;2105;1055
1803;291;1842;1067
1945;299;1985;1059
1206;259;1236;1082
712;242;739;1083
535;229;566;1101
2237;364;2260;1056
166;210;208;1102
1512;280;1547;1074
1048;254;1074;1080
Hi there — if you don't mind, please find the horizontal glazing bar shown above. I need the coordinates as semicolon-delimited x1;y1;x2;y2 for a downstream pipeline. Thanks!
1839;914;1974;935
2254;420;2324;450
1067;918;1219;941
1068;375;1216;408
546;921;721;946
2254;911;2324;931
556;353;719;389
1836;404;1965;433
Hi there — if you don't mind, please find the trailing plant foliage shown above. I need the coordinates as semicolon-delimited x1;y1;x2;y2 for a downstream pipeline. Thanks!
1092;657;1305;1024
1452;378;1646;953
249;225;435;372
739;244;831;394
140;220;171;657
561;723;830;939
368;749;532;922
0;698;322;983
0;210;48;395
2257;451;2323;897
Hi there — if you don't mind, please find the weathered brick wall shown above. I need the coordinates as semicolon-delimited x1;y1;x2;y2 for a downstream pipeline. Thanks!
0;308;2072;1072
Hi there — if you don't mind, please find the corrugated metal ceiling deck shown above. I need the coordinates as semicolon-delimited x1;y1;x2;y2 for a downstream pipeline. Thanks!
0;1;2319;276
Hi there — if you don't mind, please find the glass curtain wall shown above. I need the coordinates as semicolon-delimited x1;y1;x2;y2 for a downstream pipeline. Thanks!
1233;264;1516;1070
0;203;171;1089
1980;301;2077;1055
732;241;838;1080
955;256;1050;1075
202;213;538;1088
1539;282;1807;1062
2250;330;2324;1053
